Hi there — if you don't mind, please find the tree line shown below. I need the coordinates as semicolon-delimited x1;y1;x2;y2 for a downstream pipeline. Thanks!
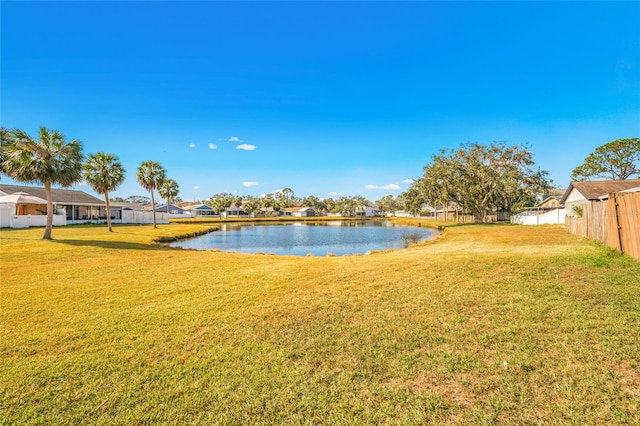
205;191;378;217
2;125;637;238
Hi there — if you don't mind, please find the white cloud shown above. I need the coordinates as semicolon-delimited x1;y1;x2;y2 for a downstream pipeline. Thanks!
228;136;243;142
76;180;88;186
403;178;415;184
208;143;217;149
328;191;341;196
365;184;401;190
243;181;259;187
193;185;200;190
236;144;256;151
189;143;196;148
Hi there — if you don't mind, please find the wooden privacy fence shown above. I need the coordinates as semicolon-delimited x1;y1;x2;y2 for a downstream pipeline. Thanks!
565;191;640;261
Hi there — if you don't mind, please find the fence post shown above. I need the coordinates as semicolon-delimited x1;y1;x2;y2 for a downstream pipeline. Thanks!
612;193;623;253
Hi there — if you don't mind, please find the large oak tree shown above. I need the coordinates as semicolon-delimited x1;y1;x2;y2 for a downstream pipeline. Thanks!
406;142;551;223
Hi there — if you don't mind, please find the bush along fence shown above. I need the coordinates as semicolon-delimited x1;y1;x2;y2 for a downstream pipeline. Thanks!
565;191;640;261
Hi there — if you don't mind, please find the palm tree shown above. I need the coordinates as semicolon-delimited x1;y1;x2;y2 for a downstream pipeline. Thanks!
1;127;83;239
158;178;179;215
83;152;126;232
281;187;294;207
0;127;12;177
136;161;166;228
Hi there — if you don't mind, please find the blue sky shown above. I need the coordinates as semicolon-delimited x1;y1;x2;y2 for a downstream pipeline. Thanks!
2;1;638;202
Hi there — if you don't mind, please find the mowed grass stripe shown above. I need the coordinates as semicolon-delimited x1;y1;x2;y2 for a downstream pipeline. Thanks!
1;221;639;424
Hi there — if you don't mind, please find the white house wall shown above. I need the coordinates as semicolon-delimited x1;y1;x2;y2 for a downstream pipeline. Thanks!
564;188;588;216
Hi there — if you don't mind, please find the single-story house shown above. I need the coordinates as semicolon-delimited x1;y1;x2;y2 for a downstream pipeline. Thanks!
222;206;248;218
283;207;315;217
148;203;188;214
0;184;168;228
560;179;640;216
1;183;106;223
181;203;216;217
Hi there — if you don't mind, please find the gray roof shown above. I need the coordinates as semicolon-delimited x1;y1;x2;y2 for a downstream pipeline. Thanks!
0;184;104;205
109;202;146;210
183;204;213;211
560;179;640;204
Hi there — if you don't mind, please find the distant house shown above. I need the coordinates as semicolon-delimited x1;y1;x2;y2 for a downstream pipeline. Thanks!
109;202;146;212
150;203;188;215
283;207;315;217
560;179;640;216
223;206;247;218
355;205;378;217
181;203;215;217
536;195;562;209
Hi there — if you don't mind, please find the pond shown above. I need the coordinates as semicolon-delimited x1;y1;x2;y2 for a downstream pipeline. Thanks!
170;220;440;256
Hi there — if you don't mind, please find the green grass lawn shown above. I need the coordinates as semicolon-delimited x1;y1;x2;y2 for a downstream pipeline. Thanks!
1;221;639;424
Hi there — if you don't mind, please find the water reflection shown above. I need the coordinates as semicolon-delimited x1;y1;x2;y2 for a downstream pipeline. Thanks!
171;220;440;256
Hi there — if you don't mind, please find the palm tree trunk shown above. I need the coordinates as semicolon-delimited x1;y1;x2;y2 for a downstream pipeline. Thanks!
43;180;53;240
105;193;113;232
150;190;157;228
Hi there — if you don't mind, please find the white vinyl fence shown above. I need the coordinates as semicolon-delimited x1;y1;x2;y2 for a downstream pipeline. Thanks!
0;203;66;229
1;203;168;228
511;208;565;225
119;210;169;224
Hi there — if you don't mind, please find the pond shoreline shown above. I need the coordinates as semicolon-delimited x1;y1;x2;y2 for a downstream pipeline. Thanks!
167;219;441;256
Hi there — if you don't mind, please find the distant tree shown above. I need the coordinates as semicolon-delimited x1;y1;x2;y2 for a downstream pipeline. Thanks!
376;194;397;216
158;178;179;214
208;193;234;217
334;195;368;216
407;142;551;223
260;193;276;216
83;152;125;232
124;195;151;204
301;195;320;208
276;187;295;209
233;196;243;216
394;195;407;215
301;195;327;214
136;161;166;228
1;127;83;239
571;138;640;181
242;196;260;217
324;197;336;214
403;182;427;216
